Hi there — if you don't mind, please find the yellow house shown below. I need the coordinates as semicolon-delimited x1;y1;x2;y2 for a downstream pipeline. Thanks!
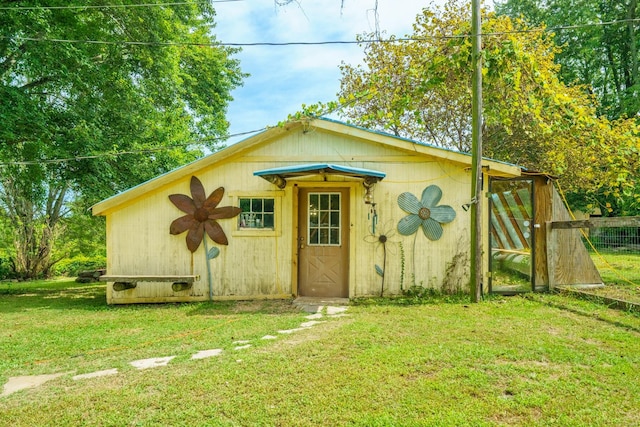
92;118;600;304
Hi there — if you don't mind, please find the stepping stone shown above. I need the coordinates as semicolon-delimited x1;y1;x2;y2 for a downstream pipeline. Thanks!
277;328;306;334
305;313;324;320
1;373;69;397
261;335;278;340
191;349;223;360
130;356;175;370
234;344;252;351
232;340;250;345
326;306;348;315
73;369;119;381
300;320;325;328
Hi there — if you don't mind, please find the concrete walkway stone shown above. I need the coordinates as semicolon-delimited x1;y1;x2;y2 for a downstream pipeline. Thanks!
300;320;325;328
130;356;175;370
191;349;223;360
1;373;69;397
73;369;119;381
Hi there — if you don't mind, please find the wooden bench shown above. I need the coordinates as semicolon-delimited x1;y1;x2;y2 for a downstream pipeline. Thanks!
99;275;199;292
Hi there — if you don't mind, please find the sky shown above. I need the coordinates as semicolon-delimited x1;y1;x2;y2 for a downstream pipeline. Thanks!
213;0;442;144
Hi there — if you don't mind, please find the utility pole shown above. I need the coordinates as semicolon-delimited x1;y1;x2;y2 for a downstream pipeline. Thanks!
470;0;483;303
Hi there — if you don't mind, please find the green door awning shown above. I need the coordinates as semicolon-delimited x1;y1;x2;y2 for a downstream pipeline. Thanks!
254;163;386;189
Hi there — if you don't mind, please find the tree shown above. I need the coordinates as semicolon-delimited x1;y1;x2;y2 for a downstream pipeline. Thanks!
495;0;640;120
337;0;639;212
0;1;245;278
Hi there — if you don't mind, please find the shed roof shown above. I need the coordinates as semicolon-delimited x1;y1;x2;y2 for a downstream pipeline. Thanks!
92;118;522;216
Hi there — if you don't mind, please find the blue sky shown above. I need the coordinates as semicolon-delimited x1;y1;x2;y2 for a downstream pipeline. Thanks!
213;0;436;144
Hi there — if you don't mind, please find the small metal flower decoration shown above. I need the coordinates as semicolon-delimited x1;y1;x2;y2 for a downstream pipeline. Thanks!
397;185;456;240
169;176;241;252
364;222;398;297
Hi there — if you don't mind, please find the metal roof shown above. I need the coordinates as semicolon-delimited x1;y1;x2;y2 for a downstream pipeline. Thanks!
254;163;386;189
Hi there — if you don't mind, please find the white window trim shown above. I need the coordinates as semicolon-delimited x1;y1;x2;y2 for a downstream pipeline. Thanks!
307;191;342;247
228;191;284;237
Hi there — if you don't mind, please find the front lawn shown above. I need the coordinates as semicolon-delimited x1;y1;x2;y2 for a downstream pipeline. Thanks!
1;280;639;426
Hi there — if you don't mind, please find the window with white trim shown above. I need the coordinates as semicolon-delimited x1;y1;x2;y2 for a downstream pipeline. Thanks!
238;197;275;230
308;192;341;246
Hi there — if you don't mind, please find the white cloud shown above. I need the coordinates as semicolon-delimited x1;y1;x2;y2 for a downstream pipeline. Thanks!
214;0;443;143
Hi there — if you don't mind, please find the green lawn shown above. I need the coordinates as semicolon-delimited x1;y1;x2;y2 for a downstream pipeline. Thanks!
1;280;639;426
589;251;640;303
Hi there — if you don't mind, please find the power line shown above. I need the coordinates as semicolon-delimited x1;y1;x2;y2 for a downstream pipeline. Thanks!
0;1;242;11
4;17;640;48
2;35;384;47
0;128;266;167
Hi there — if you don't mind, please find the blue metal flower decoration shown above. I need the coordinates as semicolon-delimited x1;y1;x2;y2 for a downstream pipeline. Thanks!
397;185;456;240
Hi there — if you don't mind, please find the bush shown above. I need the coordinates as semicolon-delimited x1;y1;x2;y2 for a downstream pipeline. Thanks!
0;256;14;280
53;255;106;277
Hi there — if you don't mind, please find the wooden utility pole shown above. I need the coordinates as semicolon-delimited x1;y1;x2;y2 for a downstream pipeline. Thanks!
470;0;483;303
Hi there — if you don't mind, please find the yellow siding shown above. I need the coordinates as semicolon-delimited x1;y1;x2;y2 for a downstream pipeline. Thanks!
103;125;516;303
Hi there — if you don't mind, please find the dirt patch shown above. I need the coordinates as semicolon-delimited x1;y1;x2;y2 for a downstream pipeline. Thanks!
231;299;302;314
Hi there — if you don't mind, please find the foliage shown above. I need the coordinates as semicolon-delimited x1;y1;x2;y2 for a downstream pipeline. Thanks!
0;257;11;280
495;0;640;215
495;0;640;120
337;0;640;212
0;1;245;278
53;204;106;260
52;255;106;277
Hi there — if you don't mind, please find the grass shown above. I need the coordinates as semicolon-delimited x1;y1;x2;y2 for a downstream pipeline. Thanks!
1;280;640;426
589;251;640;303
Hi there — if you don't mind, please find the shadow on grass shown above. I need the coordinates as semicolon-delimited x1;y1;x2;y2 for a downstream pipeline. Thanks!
0;281;109;312
185;299;301;317
351;287;497;307
523;293;640;334
0;280;303;316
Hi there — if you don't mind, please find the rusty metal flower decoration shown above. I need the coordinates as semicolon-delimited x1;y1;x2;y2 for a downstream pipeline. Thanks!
169;176;241;252
397;185;456;240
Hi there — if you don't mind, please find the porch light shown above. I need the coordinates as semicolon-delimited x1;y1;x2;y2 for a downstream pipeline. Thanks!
363;178;376;204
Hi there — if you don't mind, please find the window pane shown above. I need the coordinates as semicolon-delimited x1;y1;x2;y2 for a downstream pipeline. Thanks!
238;198;275;229
330;194;340;210
330;212;339;227
263;213;274;228
320;194;329;210
308;192;341;246
330;229;340;245
320;212;329;227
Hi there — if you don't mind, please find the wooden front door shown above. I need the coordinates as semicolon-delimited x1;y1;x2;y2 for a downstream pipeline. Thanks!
298;188;349;297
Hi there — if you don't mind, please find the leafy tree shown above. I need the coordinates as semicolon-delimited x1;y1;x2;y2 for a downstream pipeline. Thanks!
337;0;639;214
0;1;245;278
495;0;640;120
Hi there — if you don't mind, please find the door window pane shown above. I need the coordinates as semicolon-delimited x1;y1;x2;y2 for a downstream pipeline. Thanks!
308;193;341;246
